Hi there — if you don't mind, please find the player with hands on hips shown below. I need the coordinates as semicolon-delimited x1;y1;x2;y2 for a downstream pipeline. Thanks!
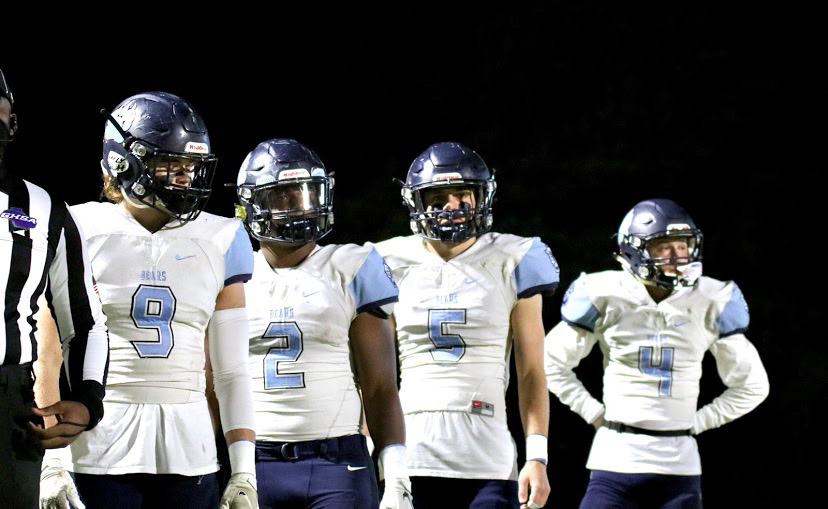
372;142;558;509
39;92;258;509
545;198;770;509
234;139;409;508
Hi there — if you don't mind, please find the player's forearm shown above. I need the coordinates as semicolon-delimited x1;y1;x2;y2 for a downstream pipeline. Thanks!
518;371;550;436
692;382;769;434
364;385;406;449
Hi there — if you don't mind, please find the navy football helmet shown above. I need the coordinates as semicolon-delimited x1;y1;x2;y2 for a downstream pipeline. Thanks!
615;198;704;289
401;142;496;244
101;92;217;223
236;139;333;243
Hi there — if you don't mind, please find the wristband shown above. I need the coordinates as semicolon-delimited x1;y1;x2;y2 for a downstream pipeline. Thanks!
228;440;256;475
525;434;548;465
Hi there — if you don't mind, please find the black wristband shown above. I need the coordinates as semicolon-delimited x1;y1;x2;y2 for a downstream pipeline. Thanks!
72;380;105;430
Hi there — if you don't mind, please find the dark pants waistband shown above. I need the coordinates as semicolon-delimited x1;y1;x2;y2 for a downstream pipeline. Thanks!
604;420;692;437
256;434;367;461
0;362;34;386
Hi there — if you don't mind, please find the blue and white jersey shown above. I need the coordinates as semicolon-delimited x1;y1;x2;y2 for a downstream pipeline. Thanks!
374;232;559;479
545;270;769;475
61;201;253;475
245;244;398;442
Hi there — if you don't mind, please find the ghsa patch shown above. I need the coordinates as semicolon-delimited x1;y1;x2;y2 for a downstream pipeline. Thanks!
1;207;37;230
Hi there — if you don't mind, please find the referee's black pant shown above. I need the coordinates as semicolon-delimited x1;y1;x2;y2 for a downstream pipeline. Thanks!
0;363;44;509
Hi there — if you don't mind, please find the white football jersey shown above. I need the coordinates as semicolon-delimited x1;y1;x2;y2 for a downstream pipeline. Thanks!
63;201;254;474
374;233;559;479
246;244;398;442
545;270;769;475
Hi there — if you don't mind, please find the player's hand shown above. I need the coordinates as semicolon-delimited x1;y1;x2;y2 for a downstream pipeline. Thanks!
380;477;413;509
592;415;606;430
29;401;90;449
518;460;550;509
219;473;258;509
39;457;85;509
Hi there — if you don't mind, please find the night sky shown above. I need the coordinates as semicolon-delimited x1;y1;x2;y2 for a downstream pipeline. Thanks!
3;4;822;507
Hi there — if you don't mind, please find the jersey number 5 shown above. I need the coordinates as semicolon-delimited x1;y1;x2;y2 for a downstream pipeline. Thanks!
130;285;177;358
263;322;305;389
428;309;467;362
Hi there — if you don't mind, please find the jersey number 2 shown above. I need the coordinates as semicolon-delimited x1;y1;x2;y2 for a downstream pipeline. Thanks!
428;309;467;362
263;322;305;389
130;285;177;358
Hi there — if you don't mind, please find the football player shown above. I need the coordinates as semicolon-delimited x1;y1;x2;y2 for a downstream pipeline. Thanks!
39;92;258;509
235;139;410;508
544;198;770;508
372;142;558;509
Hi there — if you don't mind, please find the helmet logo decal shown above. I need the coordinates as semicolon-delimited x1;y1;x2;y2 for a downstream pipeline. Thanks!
107;151;128;173
185;142;209;154
1;207;37;230
666;223;691;232
278;169;310;180
633;212;655;226
433;172;464;182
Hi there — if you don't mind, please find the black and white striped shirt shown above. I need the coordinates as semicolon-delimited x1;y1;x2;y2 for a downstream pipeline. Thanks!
1;174;109;428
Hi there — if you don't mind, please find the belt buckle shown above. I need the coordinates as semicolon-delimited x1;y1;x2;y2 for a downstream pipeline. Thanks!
280;442;299;460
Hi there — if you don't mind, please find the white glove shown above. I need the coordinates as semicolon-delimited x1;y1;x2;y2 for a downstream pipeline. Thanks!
378;445;413;509
380;477;413;509
40;458;85;509
219;473;258;509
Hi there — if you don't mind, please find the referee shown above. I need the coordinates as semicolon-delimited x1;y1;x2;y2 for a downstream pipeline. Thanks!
1;69;109;507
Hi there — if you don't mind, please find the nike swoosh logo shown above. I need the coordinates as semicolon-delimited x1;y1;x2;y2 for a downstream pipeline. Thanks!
674;321;689;327
346;465;367;471
303;290;320;298
463;277;478;285
175;254;196;261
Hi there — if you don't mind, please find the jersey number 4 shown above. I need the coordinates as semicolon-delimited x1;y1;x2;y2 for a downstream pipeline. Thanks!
130;285;177;358
638;337;674;397
428;309;467;362
263;322;305;389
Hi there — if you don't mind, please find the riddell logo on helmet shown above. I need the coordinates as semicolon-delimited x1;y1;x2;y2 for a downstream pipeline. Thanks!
434;172;463;181
279;169;310;179
185;142;209;154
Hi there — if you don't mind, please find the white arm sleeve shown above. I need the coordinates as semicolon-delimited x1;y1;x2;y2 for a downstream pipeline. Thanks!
208;307;256;432
544;321;605;424
692;333;769;434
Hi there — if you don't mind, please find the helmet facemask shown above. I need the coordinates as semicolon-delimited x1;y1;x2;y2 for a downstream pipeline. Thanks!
403;179;496;244
617;229;704;289
238;177;333;244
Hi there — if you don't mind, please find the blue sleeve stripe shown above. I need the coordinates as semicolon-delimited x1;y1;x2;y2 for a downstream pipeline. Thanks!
224;273;252;286
349;248;400;313
560;278;602;331
513;238;560;297
716;284;750;338
562;316;595;333
356;295;399;315
517;282;560;299
224;223;254;286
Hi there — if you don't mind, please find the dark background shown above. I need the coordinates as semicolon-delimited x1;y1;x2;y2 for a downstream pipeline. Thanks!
3;3;823;507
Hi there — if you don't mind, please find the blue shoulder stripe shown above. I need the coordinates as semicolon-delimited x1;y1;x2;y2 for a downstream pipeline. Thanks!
349;248;400;314
224;223;254;286
717;283;750;338
514;238;561;299
560;277;601;332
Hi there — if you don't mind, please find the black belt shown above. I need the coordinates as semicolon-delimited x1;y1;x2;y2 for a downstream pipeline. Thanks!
604;420;692;437
0;362;34;386
256;434;367;461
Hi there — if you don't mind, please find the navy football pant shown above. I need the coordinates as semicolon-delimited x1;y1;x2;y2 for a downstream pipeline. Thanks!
256;434;378;509
73;472;220;509
579;470;702;509
410;476;519;508
0;364;44;509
